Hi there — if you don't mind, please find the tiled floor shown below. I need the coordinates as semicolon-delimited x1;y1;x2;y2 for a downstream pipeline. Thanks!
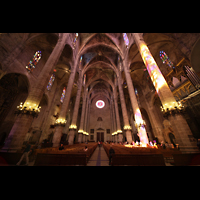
87;146;109;166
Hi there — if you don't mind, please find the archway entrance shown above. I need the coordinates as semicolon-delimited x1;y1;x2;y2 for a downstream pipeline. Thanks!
97;132;104;142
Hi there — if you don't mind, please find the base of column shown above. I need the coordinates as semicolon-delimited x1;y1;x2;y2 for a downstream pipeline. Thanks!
82;135;86;143
2;114;33;151
118;134;123;143
167;113;197;152
78;133;83;143
125;130;132;144
114;135;118;142
52;126;64;147
152;126;165;143
68;129;76;145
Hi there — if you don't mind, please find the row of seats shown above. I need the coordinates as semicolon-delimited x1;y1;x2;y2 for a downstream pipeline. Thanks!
0;143;98;166
103;143;165;166
34;143;98;166
103;143;200;166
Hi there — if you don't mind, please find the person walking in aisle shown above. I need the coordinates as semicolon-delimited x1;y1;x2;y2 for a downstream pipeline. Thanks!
16;141;33;166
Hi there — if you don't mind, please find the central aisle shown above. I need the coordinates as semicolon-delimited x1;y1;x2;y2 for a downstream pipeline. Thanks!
87;146;109;166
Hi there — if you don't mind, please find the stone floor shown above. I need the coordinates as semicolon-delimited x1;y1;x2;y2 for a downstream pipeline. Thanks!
87;146;109;166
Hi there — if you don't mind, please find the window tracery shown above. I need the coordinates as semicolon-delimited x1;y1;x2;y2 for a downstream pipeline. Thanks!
123;33;129;48
60;87;66;103
47;69;56;91
159;51;174;69
26;51;42;72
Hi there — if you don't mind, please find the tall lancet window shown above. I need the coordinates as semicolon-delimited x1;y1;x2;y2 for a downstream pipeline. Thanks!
26;51;42;72
47;69;56;91
72;33;79;49
60;87;66;103
83;74;86;86
134;88;141;106
159;51;174;69
123;33;129;48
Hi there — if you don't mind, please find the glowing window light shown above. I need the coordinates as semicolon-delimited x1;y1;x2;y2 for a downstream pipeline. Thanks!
26;51;42;72
72;33;79;49
123;33;129;47
96;100;105;109
83;74;86;86
47;70;56;91
160;51;174;68
134;108;149;145
60;87;66;103
140;45;167;93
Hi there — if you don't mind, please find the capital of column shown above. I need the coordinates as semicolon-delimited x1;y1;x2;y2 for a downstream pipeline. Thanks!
117;130;122;134
15;101;41;118
69;124;77;130
123;125;132;131
112;131;118;136
78;129;83;134
161;102;185;118
83;131;89;136
123;125;132;130
54;118;67;127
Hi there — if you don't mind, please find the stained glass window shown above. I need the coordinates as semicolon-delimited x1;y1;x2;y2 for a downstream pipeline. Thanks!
26;51;42;72
96;100;105;109
134;88;140;107
72;33;79;49
159;51;174;68
135;88;138;97
80;56;82;63
47;69;56;91
60;87;66;103
123;33;129;47
83;74;86;86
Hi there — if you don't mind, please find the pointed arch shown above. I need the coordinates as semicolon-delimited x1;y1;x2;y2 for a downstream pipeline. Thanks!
77;34;123;66
83;56;118;75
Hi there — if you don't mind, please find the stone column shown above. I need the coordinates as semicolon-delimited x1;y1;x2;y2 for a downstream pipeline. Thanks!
113;87;122;142
133;33;179;110
78;89;88;142
51;64;77;147
133;33;197;152
67;72;83;145
117;73;132;143
83;95;90;142
122;57;149;145
109;98;114;135
86;100;91;134
2;33;69;151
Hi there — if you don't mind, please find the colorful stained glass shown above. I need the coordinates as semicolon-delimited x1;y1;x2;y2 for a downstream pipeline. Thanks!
135;88;138;97
72;33;79;49
123;33;129;47
83;74;86;86
80;56;82;63
47;70;56;91
60;87;66;103
96;100;105;109
159;51;174;68
26;51;41;72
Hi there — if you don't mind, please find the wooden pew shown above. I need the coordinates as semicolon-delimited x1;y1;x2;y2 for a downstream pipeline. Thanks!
111;154;165;166
102;143;165;166
0;152;23;165
34;153;87;166
34;143;98;166
173;153;200;166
